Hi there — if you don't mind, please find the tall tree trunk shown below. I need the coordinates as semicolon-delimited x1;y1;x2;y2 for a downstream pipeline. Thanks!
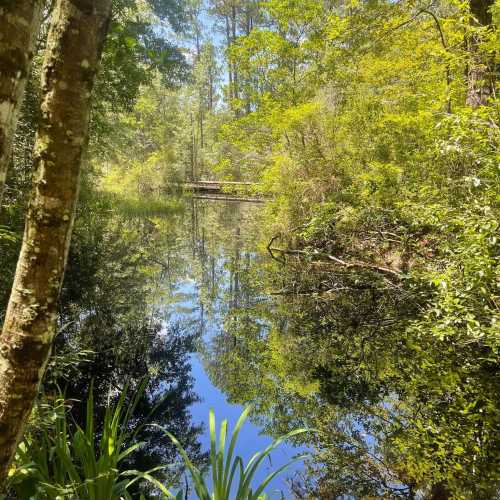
208;66;214;111
190;111;197;180
198;107;204;178
0;0;44;211
0;0;111;483
231;3;239;103
231;3;237;41
466;0;495;107
195;26;201;58
199;108;204;149
225;14;234;103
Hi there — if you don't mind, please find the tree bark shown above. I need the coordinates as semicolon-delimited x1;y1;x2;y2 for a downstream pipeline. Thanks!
0;0;44;211
466;0;495;108
225;14;234;102
208;58;215;111
0;0;111;483
231;2;239;103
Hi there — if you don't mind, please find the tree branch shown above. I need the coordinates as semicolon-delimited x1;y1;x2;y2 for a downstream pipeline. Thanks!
268;246;402;278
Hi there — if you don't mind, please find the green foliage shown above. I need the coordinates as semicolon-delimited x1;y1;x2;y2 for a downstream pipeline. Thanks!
161;406;309;499
5;381;163;499
192;0;500;497
2;0;499;497
91;0;189;150
0;225;18;244
6;398;307;500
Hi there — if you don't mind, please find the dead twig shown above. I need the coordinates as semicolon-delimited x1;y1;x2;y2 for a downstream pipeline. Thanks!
267;234;286;264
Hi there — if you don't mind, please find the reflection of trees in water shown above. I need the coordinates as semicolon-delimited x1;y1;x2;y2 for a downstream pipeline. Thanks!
69;196;494;499
158;197;270;410
189;200;267;358
183;200;277;411
42;196;207;487
200;244;500;498
47;195;268;484
70;196;498;497
157;198;264;337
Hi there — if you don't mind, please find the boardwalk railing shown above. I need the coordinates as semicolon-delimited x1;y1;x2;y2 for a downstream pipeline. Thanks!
179;180;258;192
166;180;267;202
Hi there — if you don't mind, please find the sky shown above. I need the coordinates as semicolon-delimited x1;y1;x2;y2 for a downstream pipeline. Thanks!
169;278;307;498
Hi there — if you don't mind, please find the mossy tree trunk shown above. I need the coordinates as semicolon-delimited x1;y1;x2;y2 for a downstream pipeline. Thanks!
0;0;111;484
466;0;495;108
0;0;44;211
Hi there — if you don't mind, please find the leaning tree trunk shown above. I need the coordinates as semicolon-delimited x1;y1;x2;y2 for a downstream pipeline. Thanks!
0;0;111;483
466;0;495;108
0;0;44;211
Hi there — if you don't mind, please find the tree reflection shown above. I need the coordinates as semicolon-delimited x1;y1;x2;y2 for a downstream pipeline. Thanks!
42;189;208;488
196;214;500;498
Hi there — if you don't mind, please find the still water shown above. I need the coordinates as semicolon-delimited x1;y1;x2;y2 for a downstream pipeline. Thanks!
153;198;305;497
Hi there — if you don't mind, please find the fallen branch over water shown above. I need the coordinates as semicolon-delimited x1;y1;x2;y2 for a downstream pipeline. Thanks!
267;245;402;278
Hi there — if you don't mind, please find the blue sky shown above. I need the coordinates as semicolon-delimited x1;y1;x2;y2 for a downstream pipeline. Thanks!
167;277;306;498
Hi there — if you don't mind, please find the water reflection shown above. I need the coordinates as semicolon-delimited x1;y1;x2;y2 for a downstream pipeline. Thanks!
155;198;305;497
51;193;208;492
11;187;496;498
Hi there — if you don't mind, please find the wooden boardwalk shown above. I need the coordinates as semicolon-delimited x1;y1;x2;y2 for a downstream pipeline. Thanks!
168;180;266;202
192;194;265;203
180;180;258;194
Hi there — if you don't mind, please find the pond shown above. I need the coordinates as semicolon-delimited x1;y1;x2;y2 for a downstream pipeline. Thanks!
16;189;313;498
153;197;306;497
3;184;496;498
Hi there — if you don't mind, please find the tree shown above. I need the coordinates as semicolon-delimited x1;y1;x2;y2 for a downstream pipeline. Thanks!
466;0;496;107
0;0;112;482
209;0;241;106
0;0;44;210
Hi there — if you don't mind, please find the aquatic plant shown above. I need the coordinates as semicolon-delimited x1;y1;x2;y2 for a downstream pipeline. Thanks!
5;386;308;500
161;406;309;500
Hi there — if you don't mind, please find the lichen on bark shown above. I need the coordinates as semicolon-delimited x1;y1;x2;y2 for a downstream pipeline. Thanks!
0;0;44;211
0;0;112;484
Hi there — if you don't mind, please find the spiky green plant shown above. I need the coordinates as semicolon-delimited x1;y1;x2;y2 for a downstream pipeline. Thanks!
5;381;171;499
160;406;309;500
5;393;308;499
